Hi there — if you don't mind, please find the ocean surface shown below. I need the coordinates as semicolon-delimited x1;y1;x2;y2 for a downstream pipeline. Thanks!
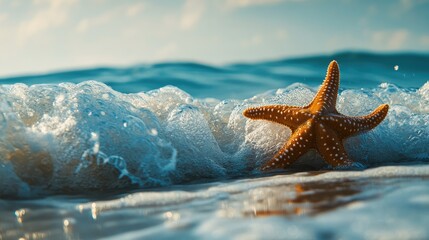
0;52;428;239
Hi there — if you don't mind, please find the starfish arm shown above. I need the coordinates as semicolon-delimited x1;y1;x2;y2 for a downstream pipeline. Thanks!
261;121;314;171
243;105;310;130
309;60;340;113
315;123;353;167
325;104;389;138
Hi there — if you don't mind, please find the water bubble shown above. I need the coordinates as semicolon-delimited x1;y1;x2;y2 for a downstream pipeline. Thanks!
90;132;98;140
394;65;399;71
56;94;65;102
164;211;180;221
149;128;158;136
63;218;75;228
15;209;27;223
91;202;98;220
63;218;76;234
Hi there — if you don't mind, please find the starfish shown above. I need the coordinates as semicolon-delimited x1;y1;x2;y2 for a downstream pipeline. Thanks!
243;60;389;171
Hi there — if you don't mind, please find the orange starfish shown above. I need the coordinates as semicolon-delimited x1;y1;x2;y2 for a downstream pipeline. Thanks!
243;60;389;171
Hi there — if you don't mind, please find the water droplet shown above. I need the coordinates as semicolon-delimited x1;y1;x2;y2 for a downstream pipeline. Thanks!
90;132;98;140
15;209;26;218
64;219;70;227
91;202;97;220
149;128;158;136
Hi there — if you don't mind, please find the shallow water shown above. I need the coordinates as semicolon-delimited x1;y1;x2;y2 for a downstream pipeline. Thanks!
1;166;429;239
0;52;428;239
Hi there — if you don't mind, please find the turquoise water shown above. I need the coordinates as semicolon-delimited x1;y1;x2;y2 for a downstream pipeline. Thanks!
0;52;428;239
2;52;427;99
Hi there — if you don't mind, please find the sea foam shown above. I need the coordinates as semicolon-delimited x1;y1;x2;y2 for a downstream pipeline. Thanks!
0;81;428;197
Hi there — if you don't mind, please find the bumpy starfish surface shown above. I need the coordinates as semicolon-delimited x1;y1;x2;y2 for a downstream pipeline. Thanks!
243;60;389;171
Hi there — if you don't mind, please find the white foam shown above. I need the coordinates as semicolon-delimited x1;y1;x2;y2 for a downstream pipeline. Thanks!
0;81;428;197
77;165;429;240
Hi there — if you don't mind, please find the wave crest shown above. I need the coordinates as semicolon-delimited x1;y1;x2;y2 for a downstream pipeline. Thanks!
0;81;428;197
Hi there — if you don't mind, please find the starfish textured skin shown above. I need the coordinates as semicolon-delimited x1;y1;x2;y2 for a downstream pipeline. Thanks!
243;60;389;171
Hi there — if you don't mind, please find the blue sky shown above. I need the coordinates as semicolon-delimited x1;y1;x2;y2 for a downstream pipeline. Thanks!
1;0;428;76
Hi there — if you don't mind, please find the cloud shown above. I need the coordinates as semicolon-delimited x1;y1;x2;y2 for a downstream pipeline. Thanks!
18;0;77;38
180;0;205;30
76;11;114;33
371;29;409;50
224;0;299;9
126;3;145;17
76;3;145;33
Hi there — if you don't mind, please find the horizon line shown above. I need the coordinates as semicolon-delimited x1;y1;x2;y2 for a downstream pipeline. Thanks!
1;49;428;80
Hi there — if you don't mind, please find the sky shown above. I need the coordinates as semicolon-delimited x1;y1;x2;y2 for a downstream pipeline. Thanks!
0;0;429;77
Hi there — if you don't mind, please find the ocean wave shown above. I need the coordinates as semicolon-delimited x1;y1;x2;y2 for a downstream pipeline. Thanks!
0;80;428;197
2;52;428;99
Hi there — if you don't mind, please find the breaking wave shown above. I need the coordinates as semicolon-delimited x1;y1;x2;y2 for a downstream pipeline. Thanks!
0;79;428;197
